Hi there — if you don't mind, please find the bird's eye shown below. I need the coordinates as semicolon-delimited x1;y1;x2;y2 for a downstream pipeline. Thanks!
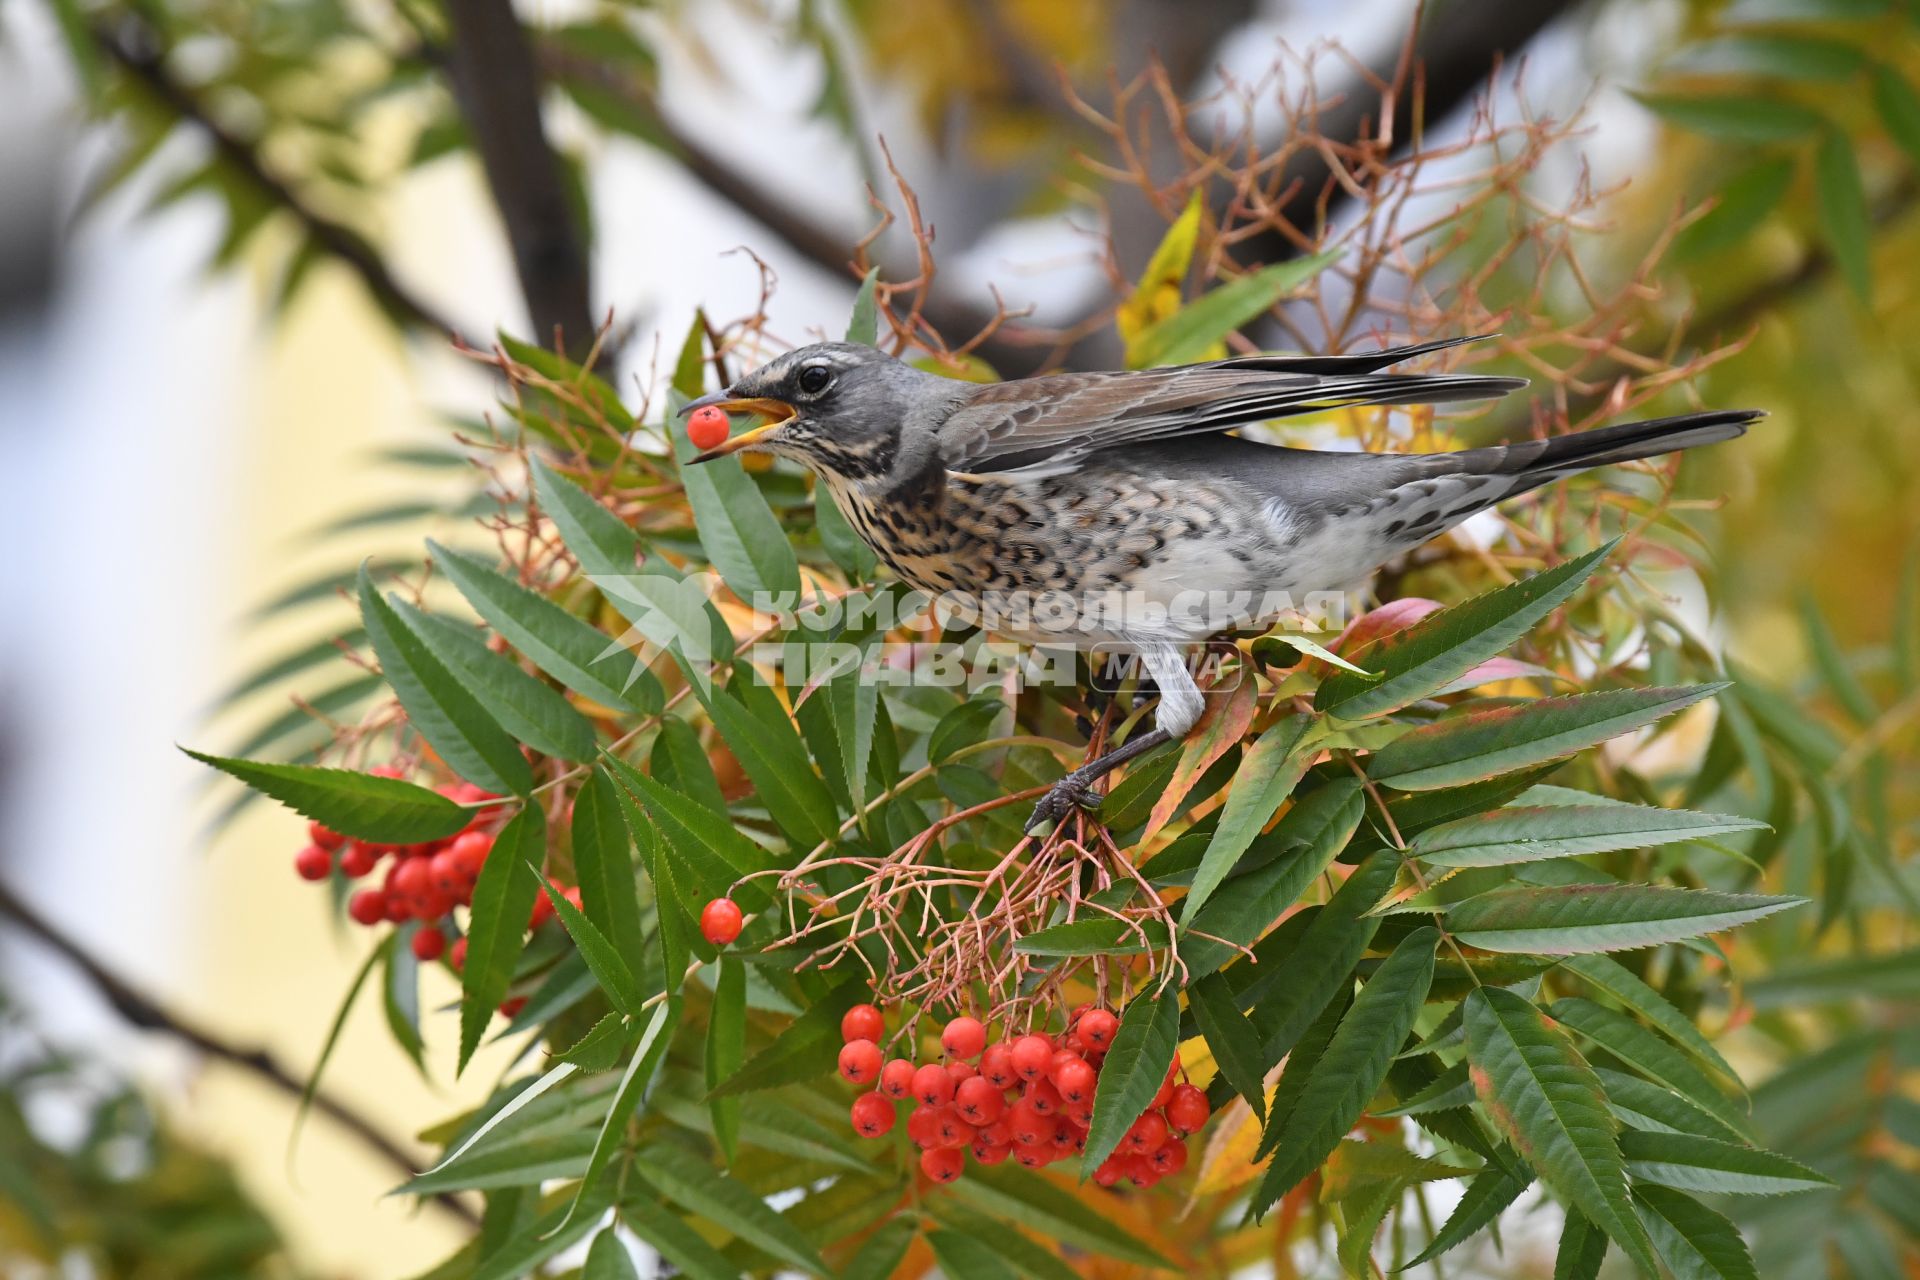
797;365;833;395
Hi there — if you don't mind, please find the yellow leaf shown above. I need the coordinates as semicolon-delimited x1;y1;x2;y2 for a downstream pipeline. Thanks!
1188;1095;1265;1204
1117;190;1204;348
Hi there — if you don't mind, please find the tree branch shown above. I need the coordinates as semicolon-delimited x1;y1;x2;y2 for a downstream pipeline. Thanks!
0;877;479;1230
443;0;597;362
88;12;464;344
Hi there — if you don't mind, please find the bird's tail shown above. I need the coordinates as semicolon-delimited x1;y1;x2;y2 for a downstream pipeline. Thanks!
1490;408;1765;480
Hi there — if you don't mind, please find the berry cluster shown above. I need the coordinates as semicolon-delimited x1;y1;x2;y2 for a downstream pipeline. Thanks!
292;773;577;1010
835;1005;1210;1187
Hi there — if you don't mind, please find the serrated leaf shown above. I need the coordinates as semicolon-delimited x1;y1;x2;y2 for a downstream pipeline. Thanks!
1555;1212;1609;1280
1083;988;1182;1174
561;1013;630;1073
360;568;532;795
1464;986;1657;1278
1370;685;1726;791
839;1216;916;1280
1318;542;1615;721
1548;998;1746;1133
603;755;773;910
1129;251;1342;367
584;1228;642;1280
1446;884;1803;953
706;956;745;1163
531;455;638;572
571;766;646;965
534;872;644;1015
631;1142;827;1274
1633;1185;1757;1280
1249;927;1438;1217
928;1230;1020;1280
1619;1130;1833;1195
1189;973;1269;1120
1181;714;1316;923
395;603;598;761
1379;1059;1474;1116
430;541;661;713
1560;954;1738;1085
460;807;547;1072
695;680;839;850
1598;1068;1748;1144
709;976;867;1097
547;1000;677;1238
383;928;426;1073
413;1061;583;1188
182;750;468;843
470;1177;614;1280
1632;91;1826;141
1246;850;1396;1065
949;1166;1170;1268
668;404;802;610
1413;802;1765;868
1400;1164;1530;1270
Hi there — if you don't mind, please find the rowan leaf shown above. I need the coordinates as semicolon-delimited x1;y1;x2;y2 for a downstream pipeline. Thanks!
1412;801;1765;868
631;1142;826;1274
1082;988;1182;1175
182;750;468;843
1447;884;1803;954
459;806;546;1072
1181;714;1316;922
1633;1185;1757;1280
394;602;599;761
1619;1131;1834;1196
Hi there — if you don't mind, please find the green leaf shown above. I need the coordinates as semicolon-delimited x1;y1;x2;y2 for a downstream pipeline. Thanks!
359;568;532;794
706;956;745;1163
181;750;469;843
548;1000;677;1238
709;975;868;1097
395;603;599;761
413;1061;583;1189
1379;1060;1474;1116
669;416;803;611
431;542;661;713
1547;998;1746;1133
1181;714;1316;923
839;1216;916;1280
695;681;839;850
1746;946;1920;1007
1128;251;1343;367
1413;801;1765;869
383;929;425;1072
1014;916;1166;957
1814;128;1873;300
290;943;383;1159
1555;1212;1609;1280
561;1013;630;1073
1249;927;1438;1216
471;1178;614;1280
846;266;880;346
1400;1163;1530;1270
1082;988;1182;1174
1463;986;1657;1278
571;766;647;963
827;641;880;809
1632;1185;1757;1280
949;1166;1170;1268
1631;91;1826;141
928;1231;1020;1280
1668;33;1866;80
631;1142;827;1275
1597;1069;1747;1144
1872;64;1920;165
1318;542;1615;721
1189;973;1269;1120
1446;884;1804;953
584;1228;641;1280
1246;849;1395;1065
1369;685;1726;791
604;756;773;910
534;872;645;1015
1560;954;1738;1085
1676;156;1796;260
531;455;638;572
460;806;547;1072
615;1195;738;1280
1619;1131;1834;1195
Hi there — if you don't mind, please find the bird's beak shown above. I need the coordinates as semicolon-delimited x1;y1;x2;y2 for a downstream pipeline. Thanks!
680;392;797;464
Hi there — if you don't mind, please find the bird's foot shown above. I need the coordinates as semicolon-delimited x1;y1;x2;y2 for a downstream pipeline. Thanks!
1025;772;1100;834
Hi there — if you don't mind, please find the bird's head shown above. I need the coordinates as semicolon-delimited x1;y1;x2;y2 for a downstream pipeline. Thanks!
679;342;947;480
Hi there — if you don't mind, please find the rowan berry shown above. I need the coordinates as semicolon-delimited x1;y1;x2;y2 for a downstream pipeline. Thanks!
428;849;467;898
1024;1079;1062;1116
838;1039;882;1085
498;996;527;1019
954;1076;1006;1126
1149;1139;1189;1176
979;1042;1017;1089
339;841;378;878
347;888;386;926
911;1062;954;1108
841;1003;884;1044
1123;1110;1169;1153
699;897;743;945
971;1139;1012;1166
878;1058;916;1100
308;820;346;851
850;1092;895;1139
919;1146;964;1184
1076;1008;1119;1049
907;1106;941;1149
392;856;432;905
1008;1102;1051;1148
1009;1035;1053;1082
446;830;492;878
1093;1157;1124;1187
941;1016;987;1061
1166;1083;1211;1134
945;1061;976;1088
1014;1147;1049;1168
412;925;446;961
449;937;468;971
930;1108;970;1148
1150;1062;1179;1110
687;405;731;451
294;844;332;881
978;1118;1014;1148
1054;1058;1097;1105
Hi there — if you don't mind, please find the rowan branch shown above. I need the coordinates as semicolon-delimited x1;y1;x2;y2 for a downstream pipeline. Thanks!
0;877;480;1230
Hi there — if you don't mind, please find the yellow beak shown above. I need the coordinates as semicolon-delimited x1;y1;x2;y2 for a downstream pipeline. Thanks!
685;397;795;463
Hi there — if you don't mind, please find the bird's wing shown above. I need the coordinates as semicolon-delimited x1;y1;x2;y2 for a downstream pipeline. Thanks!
936;337;1527;478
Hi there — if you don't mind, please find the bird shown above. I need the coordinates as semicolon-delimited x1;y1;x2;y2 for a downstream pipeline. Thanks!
680;336;1759;832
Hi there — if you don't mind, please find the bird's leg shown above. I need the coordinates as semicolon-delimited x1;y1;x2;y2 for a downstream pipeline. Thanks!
1025;643;1204;833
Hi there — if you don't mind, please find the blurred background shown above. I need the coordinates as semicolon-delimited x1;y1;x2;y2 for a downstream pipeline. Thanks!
0;0;1915;1276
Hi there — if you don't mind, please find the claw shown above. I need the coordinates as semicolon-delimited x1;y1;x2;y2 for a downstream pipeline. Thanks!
1025;774;1100;833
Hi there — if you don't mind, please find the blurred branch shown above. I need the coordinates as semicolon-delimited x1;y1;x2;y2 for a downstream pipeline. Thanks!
444;0;597;361
88;12;463;343
0;877;480;1230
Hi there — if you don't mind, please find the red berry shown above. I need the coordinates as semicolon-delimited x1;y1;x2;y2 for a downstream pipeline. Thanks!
1077;1009;1118;1049
878;1058;916;1100
529;892;555;929
412;925;446;961
1150;1063;1179;1110
1093;1157;1124;1187
498;996;527;1019
954;1076;1006;1126
382;892;411;923
978;1118;1014;1148
941;1016;987;1061
447;830;492;877
1061;1101;1094;1129
1054;1058;1097;1105
931;1108;970;1148
1149;1139;1189;1176
980;1043;1017;1089
1008;1101;1050;1148
294;844;332;881
971;1138;1012;1166
911;1063;955;1108
428;849;466;897
838;1039;882;1085
907;1105;941;1149
850;1092;895;1139
700;898;743;946
339;842;378;878
841;1003;884;1044
1010;1035;1053;1082
308;820;346;850
347;888;386;925
945;1061;977;1087
1024;1079;1062;1115
449;937;468;971
1123;1110;1169;1153
392;856;432;904
919;1146;964;1184
1166;1083;1210;1134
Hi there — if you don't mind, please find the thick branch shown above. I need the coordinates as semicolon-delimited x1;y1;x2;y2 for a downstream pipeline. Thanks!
444;0;597;361
0;878;479;1230
89;13;462;343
